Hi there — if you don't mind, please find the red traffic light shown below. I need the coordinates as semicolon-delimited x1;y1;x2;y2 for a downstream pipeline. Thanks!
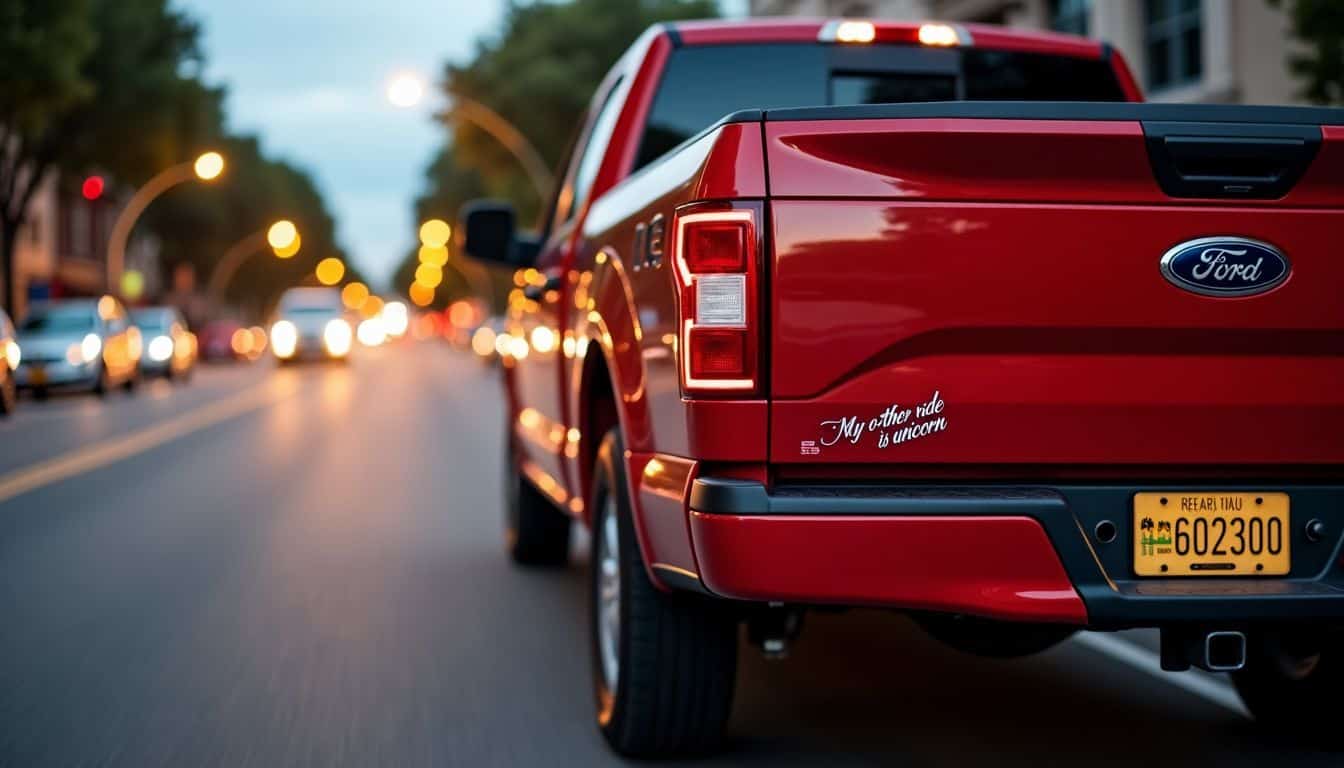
81;176;105;201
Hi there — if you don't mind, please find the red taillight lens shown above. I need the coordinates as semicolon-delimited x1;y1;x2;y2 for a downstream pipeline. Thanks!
672;207;758;395
689;328;747;378
687;223;746;273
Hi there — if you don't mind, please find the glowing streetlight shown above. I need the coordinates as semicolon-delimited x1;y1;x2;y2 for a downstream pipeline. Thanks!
408;281;434;307
205;220;303;308
267;220;298;251
418;219;451;248
193;151;225;181
387;72;426;108
107;150;226;294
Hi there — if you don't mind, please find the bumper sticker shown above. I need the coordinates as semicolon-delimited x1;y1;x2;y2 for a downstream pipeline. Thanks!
813;390;947;453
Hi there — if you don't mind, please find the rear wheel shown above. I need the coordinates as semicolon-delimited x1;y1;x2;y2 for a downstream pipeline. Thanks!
590;428;737;757
503;428;570;566
1233;628;1344;744
92;366;109;397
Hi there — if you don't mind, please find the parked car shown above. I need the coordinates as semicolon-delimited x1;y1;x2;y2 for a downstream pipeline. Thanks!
132;306;197;381
0;308;19;415
15;296;141;397
461;18;1344;757
269;287;352;363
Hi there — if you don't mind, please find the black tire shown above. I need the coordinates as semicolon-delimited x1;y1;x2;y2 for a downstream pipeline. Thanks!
504;430;571;566
92;366;109;397
589;428;737;757
123;371;139;394
1233;628;1344;743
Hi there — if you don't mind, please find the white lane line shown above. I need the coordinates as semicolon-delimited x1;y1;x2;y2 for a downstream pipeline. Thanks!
1072;632;1250;718
0;379;298;505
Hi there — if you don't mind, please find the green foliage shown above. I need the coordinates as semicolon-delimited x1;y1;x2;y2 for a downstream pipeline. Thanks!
400;0;717;309
1274;0;1344;104
1;0;353;319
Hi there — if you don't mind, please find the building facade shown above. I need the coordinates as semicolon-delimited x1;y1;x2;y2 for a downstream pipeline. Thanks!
10;173;159;319
748;0;1306;105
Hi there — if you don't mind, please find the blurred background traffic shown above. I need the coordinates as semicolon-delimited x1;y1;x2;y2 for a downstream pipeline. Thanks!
1;1;1341;765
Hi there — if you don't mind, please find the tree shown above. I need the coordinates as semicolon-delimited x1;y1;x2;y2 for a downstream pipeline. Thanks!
0;0;96;313
1274;0;1344;104
444;0;717;222
0;0;216;312
403;0;718;309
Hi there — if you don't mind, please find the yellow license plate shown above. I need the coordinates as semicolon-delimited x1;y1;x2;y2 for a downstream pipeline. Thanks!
28;365;46;385
1133;492;1289;576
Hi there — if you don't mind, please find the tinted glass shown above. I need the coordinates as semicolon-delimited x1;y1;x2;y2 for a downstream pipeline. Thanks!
20;306;95;333
635;44;828;170
567;78;626;222
963;50;1127;100
634;43;1127;172
832;73;956;105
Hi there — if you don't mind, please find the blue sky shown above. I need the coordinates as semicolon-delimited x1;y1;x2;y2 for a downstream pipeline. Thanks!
181;0;748;287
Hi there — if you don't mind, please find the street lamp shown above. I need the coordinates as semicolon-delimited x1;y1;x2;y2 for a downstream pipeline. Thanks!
205;220;301;308
106;151;225;295
438;98;553;201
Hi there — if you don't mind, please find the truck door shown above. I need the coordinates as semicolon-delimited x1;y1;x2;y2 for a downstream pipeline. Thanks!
511;76;628;507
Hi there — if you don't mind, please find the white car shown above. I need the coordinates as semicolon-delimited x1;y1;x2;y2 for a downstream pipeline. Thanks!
269;287;353;363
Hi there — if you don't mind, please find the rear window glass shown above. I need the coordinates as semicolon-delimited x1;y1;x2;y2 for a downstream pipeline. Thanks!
20;306;94;333
634;43;1126;170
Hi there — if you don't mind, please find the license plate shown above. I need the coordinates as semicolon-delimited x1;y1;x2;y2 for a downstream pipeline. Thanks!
1133;492;1289;576
28;365;46;386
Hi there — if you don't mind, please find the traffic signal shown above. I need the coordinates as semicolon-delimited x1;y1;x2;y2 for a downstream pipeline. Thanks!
81;176;105;201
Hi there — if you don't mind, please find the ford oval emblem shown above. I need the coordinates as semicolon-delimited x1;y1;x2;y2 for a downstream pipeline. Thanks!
1160;237;1290;297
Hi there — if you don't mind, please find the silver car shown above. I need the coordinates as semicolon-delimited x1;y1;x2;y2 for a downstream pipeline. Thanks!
268;287;352;363
15;297;142;396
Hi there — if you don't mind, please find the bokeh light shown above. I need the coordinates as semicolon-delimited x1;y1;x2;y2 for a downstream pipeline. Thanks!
194;151;225;181
418;219;451;248
360;294;385;319
315;257;345;286
120;269;145;300
418;244;448;267
341;281;369;310
386;72;426;108
267;220;298;251
414;262;443;289
381;301;409;337
408;282;434;307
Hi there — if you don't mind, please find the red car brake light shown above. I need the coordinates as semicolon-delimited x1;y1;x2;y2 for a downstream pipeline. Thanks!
671;207;758;395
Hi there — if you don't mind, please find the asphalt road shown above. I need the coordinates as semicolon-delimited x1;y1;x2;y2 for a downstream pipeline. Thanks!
0;342;1335;766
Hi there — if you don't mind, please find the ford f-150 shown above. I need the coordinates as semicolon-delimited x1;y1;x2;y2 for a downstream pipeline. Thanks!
459;18;1344;757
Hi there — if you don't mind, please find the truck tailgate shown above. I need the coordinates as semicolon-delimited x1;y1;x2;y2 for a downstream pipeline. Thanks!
766;104;1344;469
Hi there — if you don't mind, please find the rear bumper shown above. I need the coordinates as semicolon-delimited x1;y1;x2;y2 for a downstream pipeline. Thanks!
688;479;1344;629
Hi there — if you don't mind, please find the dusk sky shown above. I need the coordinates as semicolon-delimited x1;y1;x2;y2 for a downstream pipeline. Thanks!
180;0;747;288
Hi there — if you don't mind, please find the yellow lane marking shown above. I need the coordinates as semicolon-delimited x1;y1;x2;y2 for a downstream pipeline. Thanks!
0;381;298;504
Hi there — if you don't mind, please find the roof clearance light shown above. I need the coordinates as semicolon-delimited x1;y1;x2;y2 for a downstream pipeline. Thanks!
918;23;960;46
835;20;876;44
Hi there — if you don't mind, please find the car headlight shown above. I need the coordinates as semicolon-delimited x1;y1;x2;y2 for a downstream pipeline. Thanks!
270;320;298;359
4;340;19;370
67;333;102;365
148;335;174;362
323;318;352;357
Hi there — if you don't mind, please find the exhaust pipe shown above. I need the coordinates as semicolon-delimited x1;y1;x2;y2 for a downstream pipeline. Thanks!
1199;631;1247;672
1159;628;1247;672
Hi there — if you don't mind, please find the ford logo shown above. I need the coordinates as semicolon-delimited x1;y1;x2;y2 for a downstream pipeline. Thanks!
1160;237;1290;297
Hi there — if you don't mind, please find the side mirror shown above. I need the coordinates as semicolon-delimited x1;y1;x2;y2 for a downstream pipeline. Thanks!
460;200;534;267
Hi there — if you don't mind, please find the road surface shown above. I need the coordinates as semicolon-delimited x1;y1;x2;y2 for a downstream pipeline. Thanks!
0;343;1333;766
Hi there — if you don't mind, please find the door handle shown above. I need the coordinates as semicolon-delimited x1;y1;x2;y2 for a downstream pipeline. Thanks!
523;274;563;301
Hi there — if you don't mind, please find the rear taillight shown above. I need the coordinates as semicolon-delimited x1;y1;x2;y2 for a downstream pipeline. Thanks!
671;207;758;395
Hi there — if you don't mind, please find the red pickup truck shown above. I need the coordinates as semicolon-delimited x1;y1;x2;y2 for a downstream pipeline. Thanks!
460;18;1344;757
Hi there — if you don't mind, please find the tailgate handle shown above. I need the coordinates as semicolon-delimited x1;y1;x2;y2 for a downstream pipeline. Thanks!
1143;121;1321;200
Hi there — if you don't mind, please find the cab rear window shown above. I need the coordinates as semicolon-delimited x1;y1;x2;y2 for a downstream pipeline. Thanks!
634;42;1126;171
